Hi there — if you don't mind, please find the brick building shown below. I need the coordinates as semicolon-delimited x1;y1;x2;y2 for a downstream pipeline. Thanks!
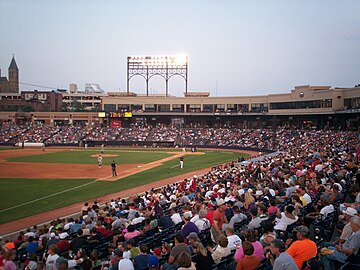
0;90;63;112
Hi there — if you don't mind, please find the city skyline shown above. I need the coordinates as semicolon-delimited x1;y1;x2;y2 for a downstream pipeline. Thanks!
0;0;359;96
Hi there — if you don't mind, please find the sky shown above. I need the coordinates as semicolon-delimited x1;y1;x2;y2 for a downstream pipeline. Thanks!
0;0;359;97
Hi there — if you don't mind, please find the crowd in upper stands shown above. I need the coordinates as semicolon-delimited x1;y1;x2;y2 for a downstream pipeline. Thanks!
151;124;179;142
0;122;360;270
85;126;124;142
1;122;358;153
118;125;152;142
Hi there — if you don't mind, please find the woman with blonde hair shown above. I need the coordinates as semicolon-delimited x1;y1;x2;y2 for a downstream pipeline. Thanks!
191;242;214;270
244;191;255;212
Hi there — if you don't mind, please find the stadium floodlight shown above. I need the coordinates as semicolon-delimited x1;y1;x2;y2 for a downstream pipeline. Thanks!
127;55;188;97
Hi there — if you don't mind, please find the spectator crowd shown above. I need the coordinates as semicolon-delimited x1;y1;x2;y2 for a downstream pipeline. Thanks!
0;122;360;270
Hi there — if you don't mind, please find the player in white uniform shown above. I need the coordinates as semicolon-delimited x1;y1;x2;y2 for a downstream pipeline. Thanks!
97;155;103;168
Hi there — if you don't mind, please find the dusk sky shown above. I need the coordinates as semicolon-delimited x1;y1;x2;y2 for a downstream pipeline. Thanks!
0;0;359;97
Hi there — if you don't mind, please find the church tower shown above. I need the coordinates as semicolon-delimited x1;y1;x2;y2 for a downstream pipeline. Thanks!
8;56;19;93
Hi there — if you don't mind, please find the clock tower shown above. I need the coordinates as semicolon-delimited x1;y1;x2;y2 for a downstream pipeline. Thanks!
8;55;19;93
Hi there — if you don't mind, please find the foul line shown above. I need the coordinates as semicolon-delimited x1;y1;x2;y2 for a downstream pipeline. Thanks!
0;180;98;213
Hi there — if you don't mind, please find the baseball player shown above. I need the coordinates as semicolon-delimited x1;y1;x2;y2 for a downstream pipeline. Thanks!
111;160;117;176
180;156;184;169
97;155;103;168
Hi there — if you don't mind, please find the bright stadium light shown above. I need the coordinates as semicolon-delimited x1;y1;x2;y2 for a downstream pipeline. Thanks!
127;54;189;96
128;55;188;66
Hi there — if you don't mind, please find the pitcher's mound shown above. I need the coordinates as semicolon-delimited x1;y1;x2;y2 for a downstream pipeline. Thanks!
91;154;119;158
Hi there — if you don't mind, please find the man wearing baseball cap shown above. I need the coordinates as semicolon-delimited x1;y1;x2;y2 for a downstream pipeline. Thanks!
211;198;227;244
335;207;358;245
148;255;159;270
181;213;199;238
286;226;317;269
321;216;360;270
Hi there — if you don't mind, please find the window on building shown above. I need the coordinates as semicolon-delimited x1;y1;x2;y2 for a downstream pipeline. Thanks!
158;104;170;112
203;104;214;112
238;104;249;113
344;97;360;109
144;104;156;112
131;104;143;112
187;104;201;112
104;104;116;112
215;104;225;112
172;104;184;112
251;103;268;112
227;104;236;112
270;99;332;110
118;104;129;111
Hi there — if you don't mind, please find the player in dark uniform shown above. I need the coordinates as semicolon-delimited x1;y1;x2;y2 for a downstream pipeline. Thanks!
111;160;117;176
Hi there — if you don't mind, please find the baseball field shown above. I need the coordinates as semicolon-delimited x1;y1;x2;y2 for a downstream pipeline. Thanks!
0;147;250;227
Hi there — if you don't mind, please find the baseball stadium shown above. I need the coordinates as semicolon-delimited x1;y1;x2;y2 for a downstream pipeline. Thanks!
0;53;359;270
1;0;360;267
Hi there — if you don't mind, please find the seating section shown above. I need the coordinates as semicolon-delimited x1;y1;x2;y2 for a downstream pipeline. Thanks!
1;124;359;270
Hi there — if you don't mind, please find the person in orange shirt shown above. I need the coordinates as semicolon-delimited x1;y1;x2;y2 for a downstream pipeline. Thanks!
286;226;317;269
3;240;15;250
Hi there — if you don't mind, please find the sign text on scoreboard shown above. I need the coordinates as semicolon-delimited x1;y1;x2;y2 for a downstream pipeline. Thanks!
107;112;133;118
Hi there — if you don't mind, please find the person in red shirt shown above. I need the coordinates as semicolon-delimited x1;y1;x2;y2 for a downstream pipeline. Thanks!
178;180;186;193
56;233;70;253
190;176;197;192
0;248;6;269
206;203;216;226
211;199;228;244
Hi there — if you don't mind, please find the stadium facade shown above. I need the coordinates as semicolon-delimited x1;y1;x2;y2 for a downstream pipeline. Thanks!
0;84;359;129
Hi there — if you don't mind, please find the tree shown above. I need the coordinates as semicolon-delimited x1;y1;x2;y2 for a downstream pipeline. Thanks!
72;100;86;112
21;105;34;112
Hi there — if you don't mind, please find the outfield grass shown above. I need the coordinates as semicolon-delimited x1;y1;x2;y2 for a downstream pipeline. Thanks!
6;150;172;164
0;150;247;224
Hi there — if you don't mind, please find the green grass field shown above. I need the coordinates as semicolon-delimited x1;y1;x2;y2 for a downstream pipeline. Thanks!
0;149;247;224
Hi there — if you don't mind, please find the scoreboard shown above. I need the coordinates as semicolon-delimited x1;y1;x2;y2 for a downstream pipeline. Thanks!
98;112;133;118
108;112;132;118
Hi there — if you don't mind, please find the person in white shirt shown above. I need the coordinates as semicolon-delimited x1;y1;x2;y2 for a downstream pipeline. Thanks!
24;228;36;239
117;249;134;270
63;218;75;231
194;210;210;232
302;191;312;204
319;195;335;218
131;212;145;225
190;212;200;223
314;161;323;172
274;205;298;232
305;194;334;222
44;245;59;270
225;225;241;251
97;155;103;168
170;209;183;225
